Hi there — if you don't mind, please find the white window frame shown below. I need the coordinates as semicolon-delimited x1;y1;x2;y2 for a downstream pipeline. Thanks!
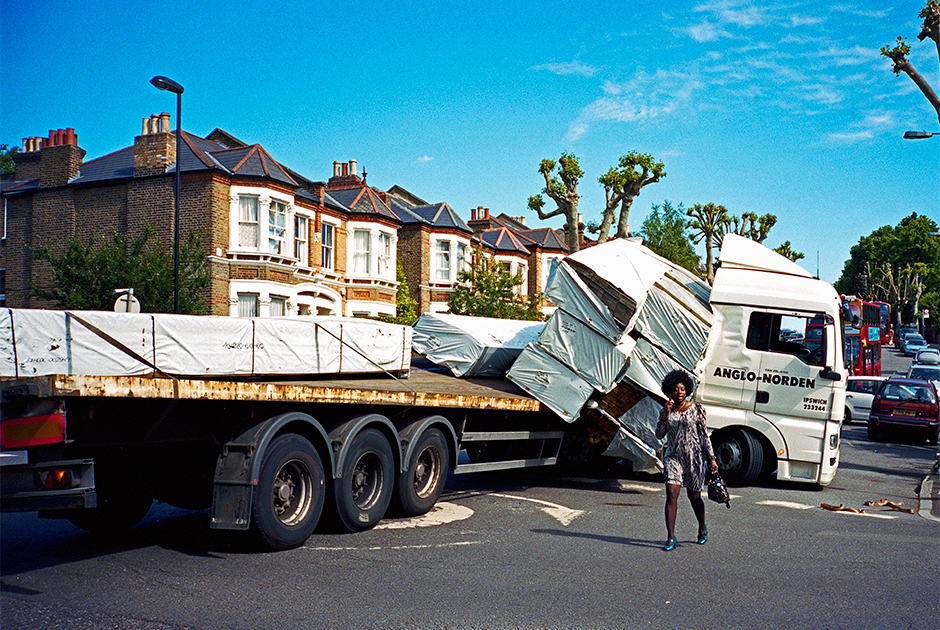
238;195;260;249
268;198;288;255
457;242;468;275
237;292;259;317
321;222;335;270
269;295;288;317
378;232;392;278
294;214;309;264
435;239;451;281
353;228;372;275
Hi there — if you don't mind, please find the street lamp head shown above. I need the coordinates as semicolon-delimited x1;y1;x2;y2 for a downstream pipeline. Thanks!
150;75;184;95
903;130;936;139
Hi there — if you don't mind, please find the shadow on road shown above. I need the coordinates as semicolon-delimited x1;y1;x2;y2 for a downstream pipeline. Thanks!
531;527;663;549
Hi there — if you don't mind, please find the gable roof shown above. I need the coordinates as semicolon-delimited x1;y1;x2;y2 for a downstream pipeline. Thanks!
516;227;568;252
325;187;400;223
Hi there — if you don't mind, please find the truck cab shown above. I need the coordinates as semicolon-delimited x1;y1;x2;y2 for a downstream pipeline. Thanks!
694;235;846;485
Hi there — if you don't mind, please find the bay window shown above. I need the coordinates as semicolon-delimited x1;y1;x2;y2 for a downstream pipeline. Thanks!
238;196;260;248
322;223;334;269
268;199;288;255
378;233;391;277
238;293;259;317
294;215;308;263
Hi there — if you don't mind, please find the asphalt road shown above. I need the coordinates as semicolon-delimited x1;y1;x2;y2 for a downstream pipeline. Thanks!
2;345;938;630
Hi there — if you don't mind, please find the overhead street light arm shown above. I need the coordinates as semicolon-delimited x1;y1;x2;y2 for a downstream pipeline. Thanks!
903;130;940;139
150;75;184;95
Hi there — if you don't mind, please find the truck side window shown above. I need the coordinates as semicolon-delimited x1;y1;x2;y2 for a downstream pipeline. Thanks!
746;312;827;367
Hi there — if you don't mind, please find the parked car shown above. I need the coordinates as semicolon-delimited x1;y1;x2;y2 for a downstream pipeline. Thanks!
896;327;918;350
868;378;940;444
902;334;928;357
907;363;940;384
844;375;886;424
913;348;940;365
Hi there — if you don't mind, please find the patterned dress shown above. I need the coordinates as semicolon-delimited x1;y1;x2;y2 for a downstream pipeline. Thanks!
655;403;715;491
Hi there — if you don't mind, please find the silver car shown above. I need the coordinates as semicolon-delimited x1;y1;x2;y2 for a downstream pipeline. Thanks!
844;376;886;424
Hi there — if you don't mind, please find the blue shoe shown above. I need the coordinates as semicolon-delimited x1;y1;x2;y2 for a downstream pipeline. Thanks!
663;537;677;551
697;529;708;545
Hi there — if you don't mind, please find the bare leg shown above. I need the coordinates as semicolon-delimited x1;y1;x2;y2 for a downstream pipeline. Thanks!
688;489;706;534
664;483;681;540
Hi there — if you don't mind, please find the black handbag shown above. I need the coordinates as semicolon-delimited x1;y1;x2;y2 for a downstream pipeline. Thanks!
706;470;731;508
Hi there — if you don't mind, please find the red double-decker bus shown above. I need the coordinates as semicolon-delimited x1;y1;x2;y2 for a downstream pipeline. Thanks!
870;300;892;345
842;296;882;376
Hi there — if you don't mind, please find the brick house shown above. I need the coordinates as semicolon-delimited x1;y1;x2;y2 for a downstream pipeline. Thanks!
0;117;399;318
385;185;476;314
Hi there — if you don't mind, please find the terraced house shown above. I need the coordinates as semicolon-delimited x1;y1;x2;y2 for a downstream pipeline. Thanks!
0;115;399;317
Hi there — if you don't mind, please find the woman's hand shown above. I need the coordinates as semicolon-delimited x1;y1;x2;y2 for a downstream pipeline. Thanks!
709;458;719;473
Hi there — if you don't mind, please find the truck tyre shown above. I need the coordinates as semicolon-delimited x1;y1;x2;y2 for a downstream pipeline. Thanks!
714;428;763;486
252;434;325;550
67;493;153;534
843;408;852;425
395;428;449;517
333;428;394;531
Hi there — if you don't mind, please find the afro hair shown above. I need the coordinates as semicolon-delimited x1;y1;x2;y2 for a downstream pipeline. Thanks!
661;369;695;397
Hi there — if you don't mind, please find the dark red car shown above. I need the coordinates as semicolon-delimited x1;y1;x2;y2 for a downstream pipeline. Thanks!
868;378;940;445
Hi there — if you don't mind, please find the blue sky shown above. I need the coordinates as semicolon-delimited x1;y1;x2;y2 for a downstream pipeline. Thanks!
2;0;938;284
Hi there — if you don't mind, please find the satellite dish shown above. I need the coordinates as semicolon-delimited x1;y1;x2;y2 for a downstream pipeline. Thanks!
114;290;141;313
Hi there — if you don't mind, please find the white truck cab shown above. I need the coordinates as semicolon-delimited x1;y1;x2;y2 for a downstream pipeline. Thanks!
695;235;846;485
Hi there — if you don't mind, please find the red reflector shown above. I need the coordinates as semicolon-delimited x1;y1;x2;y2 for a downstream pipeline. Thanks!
35;469;75;490
1;414;66;448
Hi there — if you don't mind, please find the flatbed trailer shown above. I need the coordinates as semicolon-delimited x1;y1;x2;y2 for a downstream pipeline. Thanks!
0;360;571;549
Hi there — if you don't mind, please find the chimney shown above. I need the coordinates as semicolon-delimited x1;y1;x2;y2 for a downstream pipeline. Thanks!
342;162;348;177
134;112;177;177
333;161;341;177
349;159;357;176
471;208;477;220
485;208;490;219
34;128;85;188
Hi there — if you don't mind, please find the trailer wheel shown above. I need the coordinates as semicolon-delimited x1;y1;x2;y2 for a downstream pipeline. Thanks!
67;493;153;534
714;428;763;486
843;408;852;425
252;434;325;550
395;428;449;517
333;428;394;531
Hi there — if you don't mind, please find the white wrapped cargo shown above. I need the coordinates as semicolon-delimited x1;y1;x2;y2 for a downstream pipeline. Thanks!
536;309;633;393
506;342;595;422
411;313;544;377
0;309;412;378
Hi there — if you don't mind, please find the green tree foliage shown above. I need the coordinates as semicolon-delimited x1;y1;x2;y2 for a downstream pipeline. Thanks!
0;144;18;174
773;241;805;262
30;227;210;314
881;1;940;123
639;201;701;275
835;213;940;327
529;153;583;252
719;211;777;245
686;203;730;284
393;261;417;323
596;152;665;243
448;249;544;321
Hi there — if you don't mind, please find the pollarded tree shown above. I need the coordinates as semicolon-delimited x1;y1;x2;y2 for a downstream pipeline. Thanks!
773;241;805;263
881;1;940;124
528;153;583;253
596;152;665;244
718;211;777;245
686;203;730;284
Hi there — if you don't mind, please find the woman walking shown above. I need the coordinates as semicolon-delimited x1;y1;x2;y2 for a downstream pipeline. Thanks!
656;369;718;551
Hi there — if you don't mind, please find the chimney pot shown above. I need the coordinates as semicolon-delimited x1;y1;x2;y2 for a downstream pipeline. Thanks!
471;208;477;220
66;128;76;146
333;161;341;177
342;163;348;177
350;159;357;176
161;112;171;133
485;208;490;219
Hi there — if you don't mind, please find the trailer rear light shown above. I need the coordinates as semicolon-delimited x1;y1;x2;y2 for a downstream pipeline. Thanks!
830;434;839;449
34;469;79;490
0;414;66;449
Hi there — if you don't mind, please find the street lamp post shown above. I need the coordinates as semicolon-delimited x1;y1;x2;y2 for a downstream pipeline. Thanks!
903;130;940;139
150;75;184;314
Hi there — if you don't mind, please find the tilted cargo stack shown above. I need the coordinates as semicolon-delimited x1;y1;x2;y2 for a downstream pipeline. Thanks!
507;238;713;470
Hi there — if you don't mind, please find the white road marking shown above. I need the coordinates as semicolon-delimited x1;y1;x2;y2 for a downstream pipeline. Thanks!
307;540;483;551
374;502;474;530
487;493;584;526
758;500;815;510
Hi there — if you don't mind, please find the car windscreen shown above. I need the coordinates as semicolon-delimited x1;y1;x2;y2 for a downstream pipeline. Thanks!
908;367;940;381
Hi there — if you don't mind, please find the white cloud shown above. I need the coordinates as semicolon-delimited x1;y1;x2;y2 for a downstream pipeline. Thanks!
686;21;730;42
415;156;434;165
826;130;873;142
693;0;771;27
529;60;598;77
